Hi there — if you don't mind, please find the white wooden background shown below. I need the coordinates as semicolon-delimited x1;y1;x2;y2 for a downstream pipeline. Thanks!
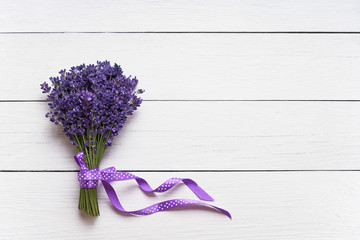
1;0;360;239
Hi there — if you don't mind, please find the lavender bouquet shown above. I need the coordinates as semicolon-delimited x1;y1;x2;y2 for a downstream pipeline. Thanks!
41;61;143;216
41;61;231;219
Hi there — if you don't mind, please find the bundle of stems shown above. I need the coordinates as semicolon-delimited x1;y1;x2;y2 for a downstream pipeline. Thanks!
73;129;111;216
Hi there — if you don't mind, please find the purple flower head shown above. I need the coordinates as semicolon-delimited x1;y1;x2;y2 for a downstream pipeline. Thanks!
40;82;51;93
106;138;113;147
41;61;144;153
79;91;95;104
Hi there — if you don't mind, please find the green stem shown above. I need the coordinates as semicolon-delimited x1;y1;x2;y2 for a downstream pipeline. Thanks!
79;188;99;216
73;131;106;217
72;121;116;217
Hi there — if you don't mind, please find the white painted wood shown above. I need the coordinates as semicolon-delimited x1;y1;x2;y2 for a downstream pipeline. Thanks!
0;0;359;32
1;172;360;239
1;101;360;170
1;34;360;100
1;0;359;238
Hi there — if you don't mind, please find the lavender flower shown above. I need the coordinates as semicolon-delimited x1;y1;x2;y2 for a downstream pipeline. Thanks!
41;60;144;168
40;82;51;93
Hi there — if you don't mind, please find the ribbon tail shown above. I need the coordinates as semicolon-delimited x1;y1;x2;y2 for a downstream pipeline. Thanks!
132;175;214;201
182;178;214;201
101;180;231;219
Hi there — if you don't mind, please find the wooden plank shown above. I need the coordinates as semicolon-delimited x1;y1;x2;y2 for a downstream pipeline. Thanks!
0;0;359;32
1;34;360;100
1;171;360;239
1;101;360;170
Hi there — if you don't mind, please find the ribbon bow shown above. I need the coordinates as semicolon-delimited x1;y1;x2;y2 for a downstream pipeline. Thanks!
74;152;231;219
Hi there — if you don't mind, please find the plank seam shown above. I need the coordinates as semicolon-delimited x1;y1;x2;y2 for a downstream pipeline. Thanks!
1;31;360;34
1;170;360;172
1;100;360;103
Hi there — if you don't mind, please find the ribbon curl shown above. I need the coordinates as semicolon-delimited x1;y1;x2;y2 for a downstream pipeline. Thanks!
74;152;231;219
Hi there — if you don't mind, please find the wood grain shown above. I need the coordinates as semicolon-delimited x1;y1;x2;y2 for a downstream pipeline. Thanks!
1;1;359;239
1;101;359;170
1;172;360;239
1;34;360;100
0;0;359;32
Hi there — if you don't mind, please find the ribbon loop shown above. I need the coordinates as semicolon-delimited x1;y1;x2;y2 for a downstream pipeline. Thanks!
74;152;231;219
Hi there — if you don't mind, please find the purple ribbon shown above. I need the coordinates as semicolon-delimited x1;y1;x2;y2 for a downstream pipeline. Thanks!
74;152;231;219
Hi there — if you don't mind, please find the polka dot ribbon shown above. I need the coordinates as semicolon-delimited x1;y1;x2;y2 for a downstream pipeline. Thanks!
74;152;231;219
